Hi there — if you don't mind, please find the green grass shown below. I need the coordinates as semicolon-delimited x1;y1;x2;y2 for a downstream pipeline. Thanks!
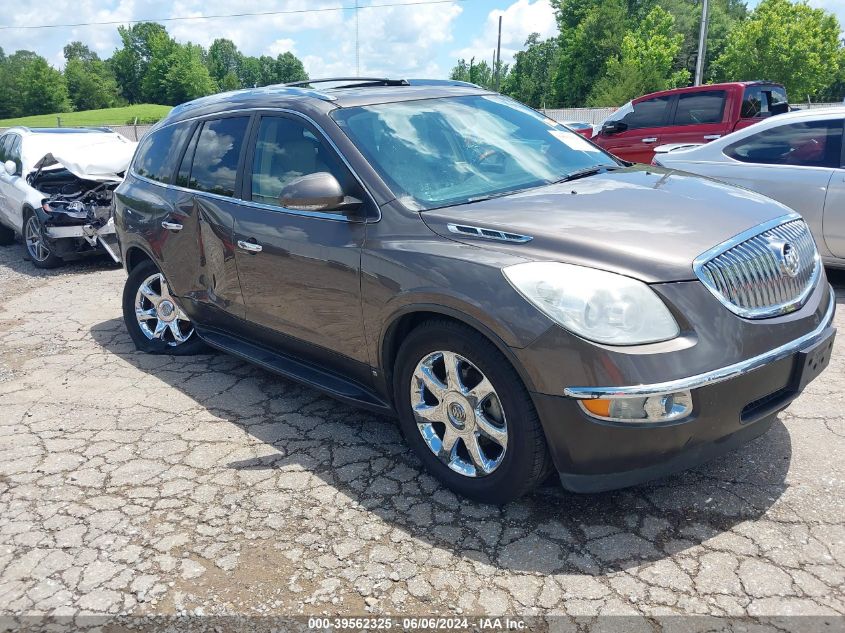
0;104;172;127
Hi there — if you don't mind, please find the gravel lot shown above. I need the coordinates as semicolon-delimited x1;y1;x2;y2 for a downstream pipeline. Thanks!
0;241;844;626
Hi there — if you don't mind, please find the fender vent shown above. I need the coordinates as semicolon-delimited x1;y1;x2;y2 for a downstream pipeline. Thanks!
446;223;533;243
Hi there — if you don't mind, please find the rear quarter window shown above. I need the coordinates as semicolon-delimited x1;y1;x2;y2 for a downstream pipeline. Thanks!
133;123;194;184
724;119;843;168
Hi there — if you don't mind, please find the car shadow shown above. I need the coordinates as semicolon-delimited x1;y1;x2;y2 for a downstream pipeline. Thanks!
0;240;119;279
87;317;798;574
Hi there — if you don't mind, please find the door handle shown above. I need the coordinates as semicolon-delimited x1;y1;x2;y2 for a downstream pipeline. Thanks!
237;240;263;253
642;137;658;144
161;221;183;231
703;134;722;140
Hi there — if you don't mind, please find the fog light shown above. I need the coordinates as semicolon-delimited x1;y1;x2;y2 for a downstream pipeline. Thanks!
579;390;692;423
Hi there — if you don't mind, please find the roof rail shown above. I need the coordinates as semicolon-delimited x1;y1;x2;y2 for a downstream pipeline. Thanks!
284;77;411;89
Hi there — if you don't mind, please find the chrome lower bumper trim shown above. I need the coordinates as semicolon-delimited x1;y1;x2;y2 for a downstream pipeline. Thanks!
564;285;836;400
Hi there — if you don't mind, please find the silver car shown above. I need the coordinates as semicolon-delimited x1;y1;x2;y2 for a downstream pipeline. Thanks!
653;107;845;269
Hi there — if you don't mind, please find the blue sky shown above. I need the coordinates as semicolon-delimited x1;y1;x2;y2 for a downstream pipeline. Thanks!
0;0;558;79
0;0;841;80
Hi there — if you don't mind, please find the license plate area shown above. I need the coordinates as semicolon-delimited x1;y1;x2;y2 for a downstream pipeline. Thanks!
792;327;836;392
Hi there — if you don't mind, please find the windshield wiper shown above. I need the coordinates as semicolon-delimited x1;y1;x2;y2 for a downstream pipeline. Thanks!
554;164;622;184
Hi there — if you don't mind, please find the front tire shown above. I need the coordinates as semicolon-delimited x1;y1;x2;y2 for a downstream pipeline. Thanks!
122;260;207;355
394;320;553;504
24;212;63;269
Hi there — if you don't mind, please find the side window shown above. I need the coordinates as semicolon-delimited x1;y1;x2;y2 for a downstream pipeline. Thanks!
188;117;250;198
175;124;200;188
0;135;10;164
725;120;843;168
742;86;789;119
8;136;22;174
618;96;672;130
134;123;193;184
674;91;726;125
249;116;357;208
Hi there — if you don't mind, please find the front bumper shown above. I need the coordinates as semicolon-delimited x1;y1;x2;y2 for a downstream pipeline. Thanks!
531;285;836;493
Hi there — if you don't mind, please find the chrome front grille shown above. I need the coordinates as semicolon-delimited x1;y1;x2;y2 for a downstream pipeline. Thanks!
693;215;820;319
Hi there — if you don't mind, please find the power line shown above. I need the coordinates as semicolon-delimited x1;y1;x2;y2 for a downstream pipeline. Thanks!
0;0;469;31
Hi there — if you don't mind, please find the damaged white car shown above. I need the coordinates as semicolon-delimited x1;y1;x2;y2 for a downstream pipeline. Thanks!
0;127;136;268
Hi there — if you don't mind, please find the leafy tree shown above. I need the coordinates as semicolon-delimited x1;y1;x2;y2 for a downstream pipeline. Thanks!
658;0;747;81
712;0;841;100
2;51;69;116
274;52;308;84
63;41;121;111
502;33;558;108
111;22;172;103
238;56;262;88
208;38;242;86
589;6;690;105
550;0;628;106
163;44;217;105
449;57;507;89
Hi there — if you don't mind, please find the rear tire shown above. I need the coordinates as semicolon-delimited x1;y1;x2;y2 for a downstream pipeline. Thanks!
394;319;553;504
122;260;207;355
24;211;63;269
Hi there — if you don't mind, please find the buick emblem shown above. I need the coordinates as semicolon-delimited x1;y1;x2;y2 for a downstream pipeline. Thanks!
769;239;800;278
775;241;801;278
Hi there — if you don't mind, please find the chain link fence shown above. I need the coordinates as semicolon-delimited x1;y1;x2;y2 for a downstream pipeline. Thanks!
2;102;841;139
0;123;153;141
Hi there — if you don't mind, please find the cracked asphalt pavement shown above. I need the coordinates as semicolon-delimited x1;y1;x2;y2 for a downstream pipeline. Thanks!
0;243;844;625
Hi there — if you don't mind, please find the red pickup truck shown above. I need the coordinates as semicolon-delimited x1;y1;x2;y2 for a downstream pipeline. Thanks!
591;81;789;163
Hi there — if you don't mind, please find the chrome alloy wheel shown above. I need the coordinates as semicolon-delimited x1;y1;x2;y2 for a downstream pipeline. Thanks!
25;215;51;262
134;273;194;346
410;351;508;477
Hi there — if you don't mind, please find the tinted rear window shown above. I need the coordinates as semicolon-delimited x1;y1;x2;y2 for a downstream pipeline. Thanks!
186;117;250;197
134;123;193;184
674;91;726;125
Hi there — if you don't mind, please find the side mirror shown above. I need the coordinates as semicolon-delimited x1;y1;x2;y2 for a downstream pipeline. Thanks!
279;172;361;214
601;121;627;135
3;160;15;176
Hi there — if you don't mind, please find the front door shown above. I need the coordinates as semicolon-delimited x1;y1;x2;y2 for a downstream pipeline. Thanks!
596;95;673;163
232;113;370;371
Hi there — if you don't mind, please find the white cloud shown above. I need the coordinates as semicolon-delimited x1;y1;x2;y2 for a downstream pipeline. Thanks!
451;0;558;68
0;0;462;78
268;38;297;56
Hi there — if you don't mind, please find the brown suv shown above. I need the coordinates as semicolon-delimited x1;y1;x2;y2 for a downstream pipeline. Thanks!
114;79;835;503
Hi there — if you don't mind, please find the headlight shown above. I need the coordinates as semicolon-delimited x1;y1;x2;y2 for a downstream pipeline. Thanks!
503;262;680;345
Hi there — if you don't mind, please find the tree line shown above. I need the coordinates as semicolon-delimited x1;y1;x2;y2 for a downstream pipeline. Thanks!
0;23;308;120
451;0;844;108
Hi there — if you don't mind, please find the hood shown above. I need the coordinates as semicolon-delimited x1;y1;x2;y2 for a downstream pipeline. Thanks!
31;138;137;182
421;165;796;283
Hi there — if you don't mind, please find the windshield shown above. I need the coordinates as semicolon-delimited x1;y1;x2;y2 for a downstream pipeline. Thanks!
331;95;617;210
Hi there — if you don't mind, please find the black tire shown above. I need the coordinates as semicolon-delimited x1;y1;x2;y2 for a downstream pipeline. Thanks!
0;224;14;246
122;260;207;356
394;319;553;504
23;211;63;269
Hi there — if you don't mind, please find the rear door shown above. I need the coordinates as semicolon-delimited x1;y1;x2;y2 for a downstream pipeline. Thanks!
595;95;673;163
0;134;13;226
665;90;729;146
